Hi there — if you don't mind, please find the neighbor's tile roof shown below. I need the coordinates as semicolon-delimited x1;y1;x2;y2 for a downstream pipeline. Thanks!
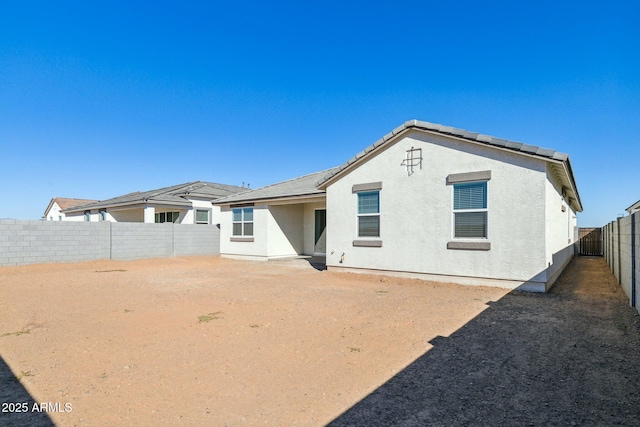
213;168;340;205
54;198;99;210
64;181;246;212
43;197;99;217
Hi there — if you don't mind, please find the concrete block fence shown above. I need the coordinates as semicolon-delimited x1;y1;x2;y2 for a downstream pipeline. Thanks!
0;220;220;267
603;213;640;314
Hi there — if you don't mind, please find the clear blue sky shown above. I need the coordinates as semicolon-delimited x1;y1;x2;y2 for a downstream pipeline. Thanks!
1;1;638;226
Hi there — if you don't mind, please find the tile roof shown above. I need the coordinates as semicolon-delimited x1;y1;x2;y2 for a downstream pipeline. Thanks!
64;181;245;212
316;119;582;212
317;119;570;186
43;197;99;217
215;119;582;212
213;168;340;205
54;198;99;210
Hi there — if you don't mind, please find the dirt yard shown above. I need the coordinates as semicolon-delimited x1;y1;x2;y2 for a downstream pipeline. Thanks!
329;256;640;426
0;256;508;426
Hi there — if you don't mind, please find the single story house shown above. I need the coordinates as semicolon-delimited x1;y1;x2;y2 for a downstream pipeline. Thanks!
43;198;99;221
61;181;245;225
626;200;640;215
214;119;582;292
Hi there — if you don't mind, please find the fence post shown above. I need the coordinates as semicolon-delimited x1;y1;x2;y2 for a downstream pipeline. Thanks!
612;221;616;274
617;217;622;284
109;222;113;260
632;213;637;307
605;224;608;263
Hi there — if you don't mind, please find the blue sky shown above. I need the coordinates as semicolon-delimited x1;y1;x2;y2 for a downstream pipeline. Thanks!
1;1;638;226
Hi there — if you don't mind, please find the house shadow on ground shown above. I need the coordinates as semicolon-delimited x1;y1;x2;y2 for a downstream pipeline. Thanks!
269;256;327;271
328;256;640;426
0;355;54;427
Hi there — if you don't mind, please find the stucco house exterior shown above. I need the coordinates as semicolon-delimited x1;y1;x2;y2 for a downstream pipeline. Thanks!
215;120;582;292
61;181;245;225
626;199;640;215
214;168;337;259
43;198;99;221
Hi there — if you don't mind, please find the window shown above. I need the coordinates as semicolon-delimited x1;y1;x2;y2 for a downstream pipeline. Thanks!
155;211;179;223
195;209;210;224
453;182;487;238
357;191;380;237
84;211;90;222
99;210;107;221
232;208;253;236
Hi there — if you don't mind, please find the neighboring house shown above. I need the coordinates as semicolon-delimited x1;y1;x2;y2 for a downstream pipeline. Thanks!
43;198;98;221
61;181;245;225
215;119;582;292
626;200;640;215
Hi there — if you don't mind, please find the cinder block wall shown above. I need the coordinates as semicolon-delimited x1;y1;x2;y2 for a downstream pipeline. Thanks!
0;220;220;266
619;218;633;299
603;214;640;314
174;224;220;257
110;223;174;260
0;220;110;266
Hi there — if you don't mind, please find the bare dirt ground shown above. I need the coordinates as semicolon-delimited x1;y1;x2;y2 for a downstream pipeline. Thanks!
0;256;508;426
329;256;640;426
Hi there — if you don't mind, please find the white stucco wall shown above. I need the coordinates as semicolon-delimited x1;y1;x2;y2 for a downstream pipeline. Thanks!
219;204;270;259
325;130;550;289
62;211;87;221
91;200;219;224
267;204;304;257
544;165;578;289
219;201;321;259
63;211;98;222
184;199;220;225
303;202;326;255
45;202;64;221
109;208;144;223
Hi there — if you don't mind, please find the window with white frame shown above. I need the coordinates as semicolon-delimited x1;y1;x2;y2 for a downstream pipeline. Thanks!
195;209;210;224
232;207;253;236
357;191;380;237
453;182;487;238
84;211;90;222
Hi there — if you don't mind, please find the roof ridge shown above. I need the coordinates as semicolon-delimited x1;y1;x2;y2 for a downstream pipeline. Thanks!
245;167;338;192
148;181;200;198
195;181;246;190
213;167;340;205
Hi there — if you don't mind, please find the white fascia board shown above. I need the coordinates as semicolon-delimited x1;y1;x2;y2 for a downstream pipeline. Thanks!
216;194;326;207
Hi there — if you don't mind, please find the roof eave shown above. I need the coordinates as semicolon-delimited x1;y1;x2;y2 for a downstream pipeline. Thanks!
214;192;326;206
317;121;577;193
626;200;640;212
64;199;193;213
42;198;57;218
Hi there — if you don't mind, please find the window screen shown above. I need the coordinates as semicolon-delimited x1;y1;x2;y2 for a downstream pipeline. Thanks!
453;182;488;238
196;209;209;224
357;191;380;238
